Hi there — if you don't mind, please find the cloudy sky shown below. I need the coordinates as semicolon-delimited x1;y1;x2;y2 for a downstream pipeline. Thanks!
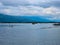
0;0;60;18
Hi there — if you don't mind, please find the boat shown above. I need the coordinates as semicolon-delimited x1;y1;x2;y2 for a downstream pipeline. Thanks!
32;22;37;24
53;23;60;26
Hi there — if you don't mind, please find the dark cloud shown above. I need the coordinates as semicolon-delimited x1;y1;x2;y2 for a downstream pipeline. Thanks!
51;1;60;7
0;0;60;8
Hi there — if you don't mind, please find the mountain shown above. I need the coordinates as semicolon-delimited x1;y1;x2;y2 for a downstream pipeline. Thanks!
0;14;52;23
54;19;60;22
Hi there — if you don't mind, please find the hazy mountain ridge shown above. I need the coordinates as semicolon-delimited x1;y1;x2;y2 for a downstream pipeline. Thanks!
0;14;53;23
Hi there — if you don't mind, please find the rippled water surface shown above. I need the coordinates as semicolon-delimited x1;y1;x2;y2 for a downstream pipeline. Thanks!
0;23;60;45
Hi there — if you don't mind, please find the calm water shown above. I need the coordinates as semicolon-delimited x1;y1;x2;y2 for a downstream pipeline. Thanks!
0;23;60;45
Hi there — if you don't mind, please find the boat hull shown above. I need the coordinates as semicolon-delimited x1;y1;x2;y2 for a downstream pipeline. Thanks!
53;23;60;26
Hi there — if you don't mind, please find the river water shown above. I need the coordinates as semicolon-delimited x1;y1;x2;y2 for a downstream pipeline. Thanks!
0;23;60;45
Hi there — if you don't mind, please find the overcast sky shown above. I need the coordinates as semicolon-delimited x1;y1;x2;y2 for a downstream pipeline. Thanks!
0;0;60;17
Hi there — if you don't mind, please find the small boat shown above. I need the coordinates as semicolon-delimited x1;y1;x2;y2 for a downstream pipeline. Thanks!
32;22;37;24
53;23;60;26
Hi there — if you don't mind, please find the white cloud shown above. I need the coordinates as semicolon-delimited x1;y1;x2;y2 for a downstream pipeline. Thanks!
42;7;60;15
0;5;44;16
0;2;60;17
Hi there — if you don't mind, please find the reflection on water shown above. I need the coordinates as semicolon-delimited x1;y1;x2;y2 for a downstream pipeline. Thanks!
0;23;60;45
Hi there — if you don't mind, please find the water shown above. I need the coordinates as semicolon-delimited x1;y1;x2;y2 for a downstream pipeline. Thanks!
0;23;60;45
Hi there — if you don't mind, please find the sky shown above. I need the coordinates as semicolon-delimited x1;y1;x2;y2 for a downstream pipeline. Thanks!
0;0;60;19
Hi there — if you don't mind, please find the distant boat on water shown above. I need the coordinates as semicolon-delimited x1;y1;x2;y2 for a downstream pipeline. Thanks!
53;23;60;26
